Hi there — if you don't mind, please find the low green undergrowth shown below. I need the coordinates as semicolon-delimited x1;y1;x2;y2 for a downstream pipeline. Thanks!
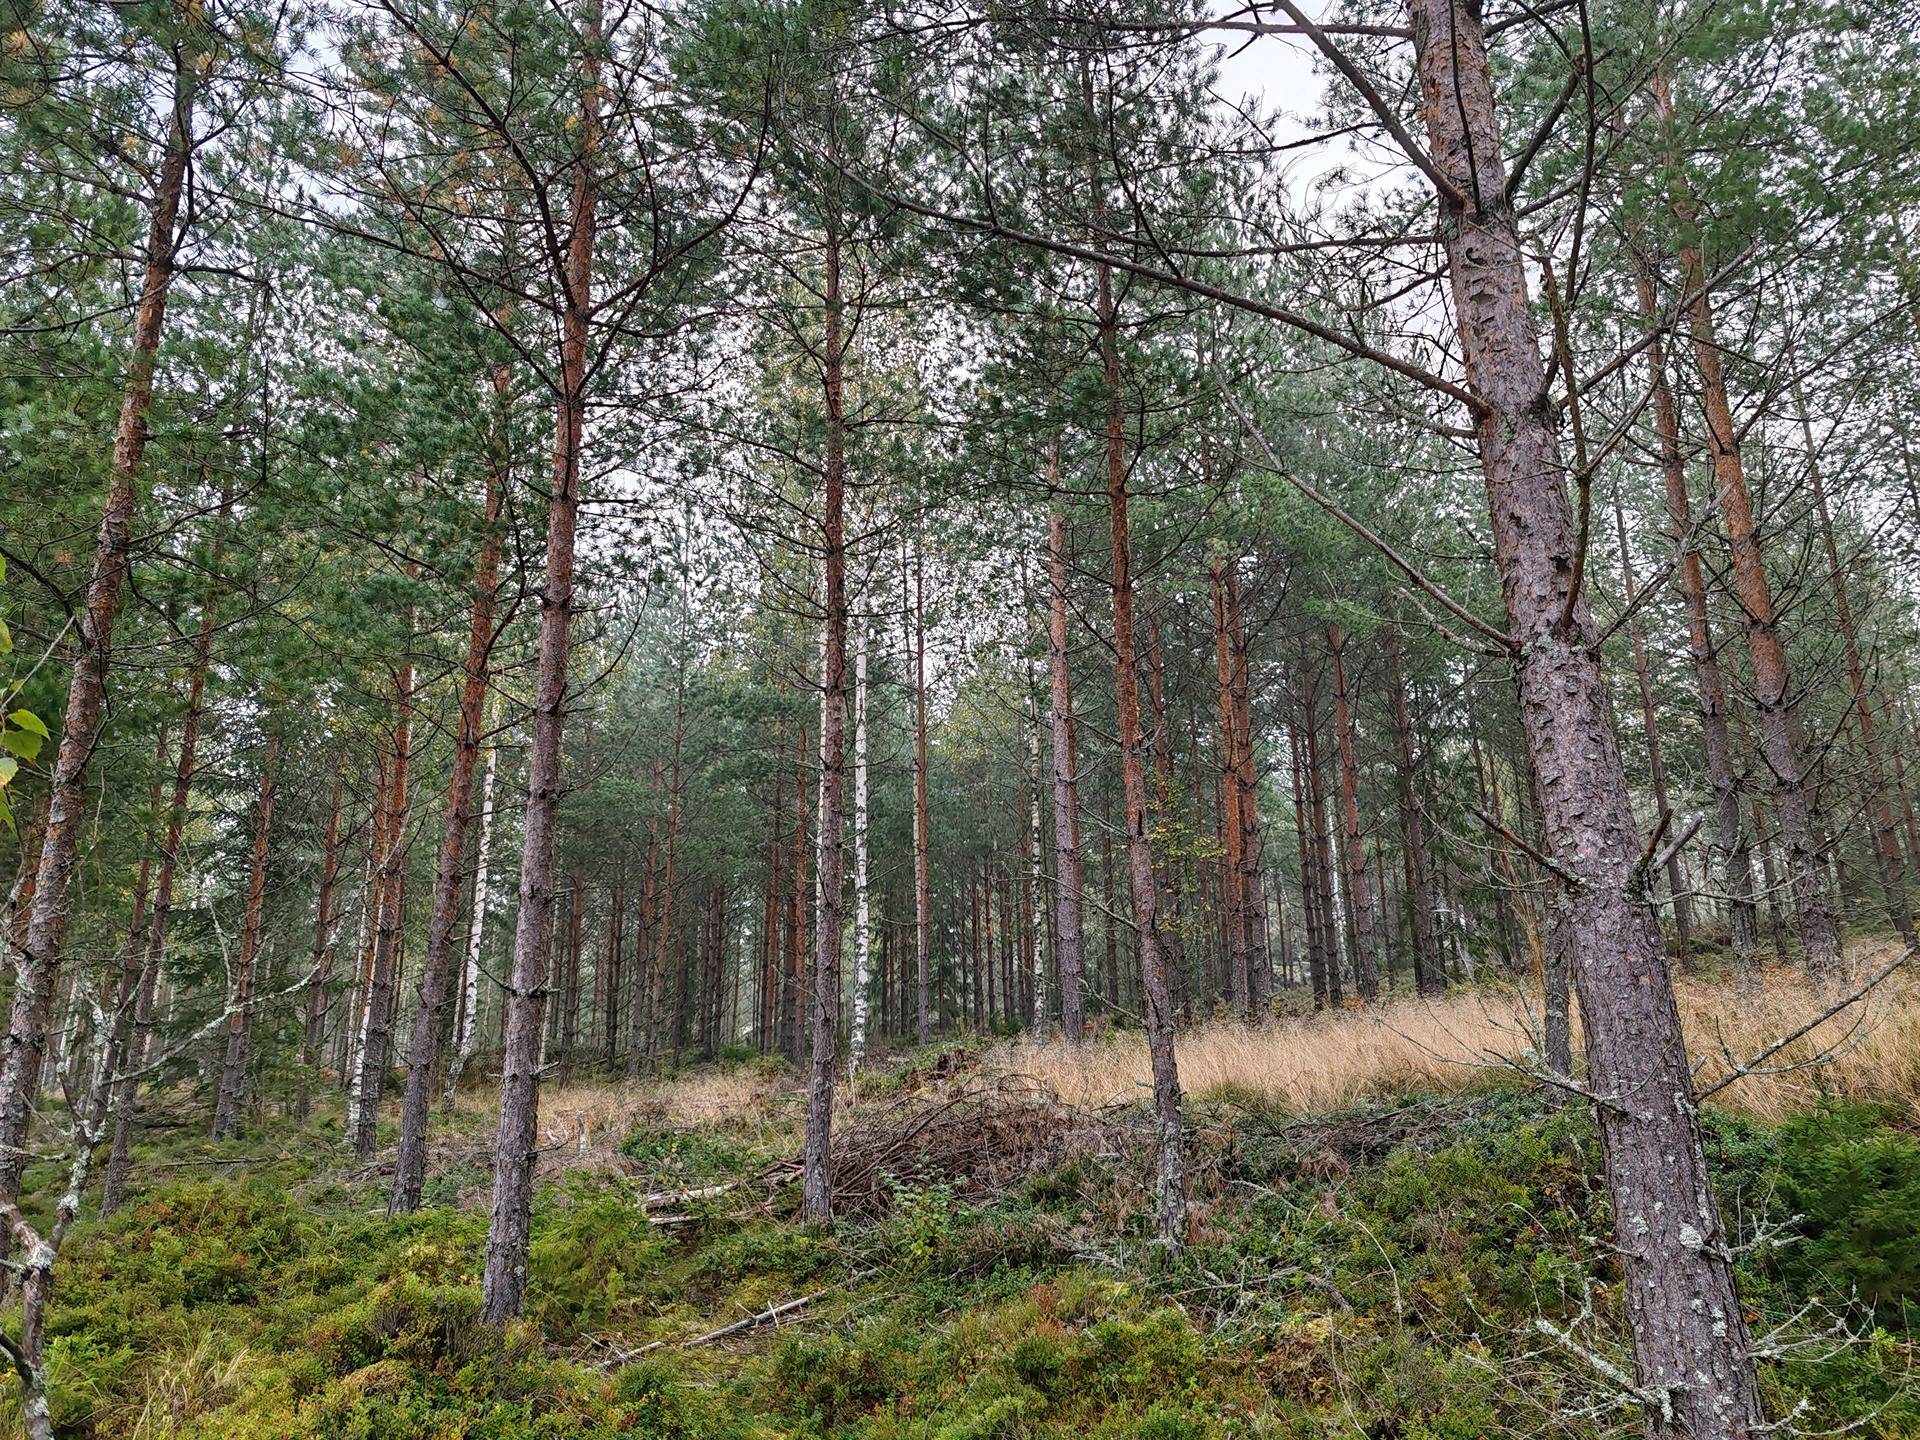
16;1081;1920;1439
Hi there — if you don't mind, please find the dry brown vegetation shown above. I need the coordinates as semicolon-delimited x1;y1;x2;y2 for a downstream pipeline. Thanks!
989;943;1918;1123
456;943;1913;1182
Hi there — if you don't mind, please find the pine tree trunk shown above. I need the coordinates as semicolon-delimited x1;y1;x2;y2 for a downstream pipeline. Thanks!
784;727;807;1063
1025;689;1046;1031
560;868;585;1081
1611;487;1692;962
480;0;599;1323
101;486;226;1213
212;736;280;1138
1797;382;1914;945
633;759;665;1075
1093;227;1184;1245
1300;663;1345;1006
296;777;345;1121
1407;3;1763;1427
352;664;414;1161
911;542;933;1045
758;768;781;1058
1222;564;1270;1017
392;457;503;1210
1046;504;1088;1041
1288;721;1328;1009
1325;624;1379;1000
802;228;850;1223
1385;634;1444;995
1654;69;1837;978
1;54;196;1223
1628;248;1759;961
1210;562;1250;1018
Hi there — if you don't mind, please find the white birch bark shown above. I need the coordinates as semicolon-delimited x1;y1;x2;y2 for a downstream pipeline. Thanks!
1027;688;1047;1034
446;717;498;1100
849;614;871;1078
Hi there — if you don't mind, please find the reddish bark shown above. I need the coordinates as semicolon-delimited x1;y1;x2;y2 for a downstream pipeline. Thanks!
0;53;197;1220
1655;70;1837;978
1628;247;1759;960
1799;388;1914;944
1091;170;1185;1241
1611;486;1692;962
391;447;505;1212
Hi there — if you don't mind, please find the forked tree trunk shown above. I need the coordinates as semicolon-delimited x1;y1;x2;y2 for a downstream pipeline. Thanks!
295;776;345;1121
1796;381;1914;945
480;0;599;1324
1211;561;1250;1018
1408;2;1763;1429
1325;623;1378;999
802;227;850;1224
632;758;665;1075
757;767;780;1057
1092;214;1185;1245
101;482;228;1214
391;453;504;1212
784;726;806;1062
1299;654;1345;1005
1288;721;1328;1009
351;662;414;1161
1653;69;1837;978
1384;633;1443;996
1611;488;1692;963
1222;563;1270;1017
1;53;197;1224
1047;502;1088;1042
212;735;280;1138
911;541;933;1045
1627;247;1759;961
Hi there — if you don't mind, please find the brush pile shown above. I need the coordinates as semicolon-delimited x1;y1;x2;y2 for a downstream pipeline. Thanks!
829;1073;1126;1217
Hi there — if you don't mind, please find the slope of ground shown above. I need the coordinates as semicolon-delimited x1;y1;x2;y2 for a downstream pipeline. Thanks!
20;956;1920;1439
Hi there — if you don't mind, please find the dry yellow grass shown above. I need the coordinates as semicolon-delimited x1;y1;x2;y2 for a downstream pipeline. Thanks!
988;942;1920;1124
433;943;1913;1178
531;1065;791;1170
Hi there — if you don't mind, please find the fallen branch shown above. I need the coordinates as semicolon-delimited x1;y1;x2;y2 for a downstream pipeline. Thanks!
603;1267;880;1366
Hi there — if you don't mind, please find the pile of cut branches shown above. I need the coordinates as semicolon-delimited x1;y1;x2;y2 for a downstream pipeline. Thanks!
829;1073;1125;1217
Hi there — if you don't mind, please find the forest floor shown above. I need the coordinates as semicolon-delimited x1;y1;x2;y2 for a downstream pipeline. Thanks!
23;938;1920;1439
